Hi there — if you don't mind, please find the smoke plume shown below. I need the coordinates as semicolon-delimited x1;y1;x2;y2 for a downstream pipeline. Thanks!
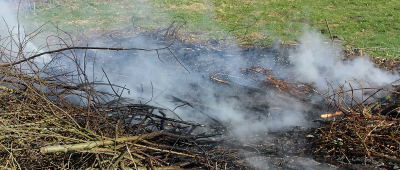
289;29;398;90
0;0;51;66
0;1;398;169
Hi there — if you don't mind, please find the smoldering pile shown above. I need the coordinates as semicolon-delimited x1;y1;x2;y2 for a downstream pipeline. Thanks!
1;3;400;168
0;35;316;170
0;28;250;169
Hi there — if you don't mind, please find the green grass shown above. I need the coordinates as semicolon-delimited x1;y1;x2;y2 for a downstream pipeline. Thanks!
20;0;400;58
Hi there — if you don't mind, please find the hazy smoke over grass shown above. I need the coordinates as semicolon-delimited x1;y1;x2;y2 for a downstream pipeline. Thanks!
1;0;398;136
0;0;51;65
290;30;398;91
0;1;399;169
1;0;397;134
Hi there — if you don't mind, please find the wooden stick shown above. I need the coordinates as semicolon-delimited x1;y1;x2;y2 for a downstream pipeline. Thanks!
40;131;163;154
325;18;333;44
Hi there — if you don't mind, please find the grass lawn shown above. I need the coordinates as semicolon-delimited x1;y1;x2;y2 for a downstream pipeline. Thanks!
17;0;400;58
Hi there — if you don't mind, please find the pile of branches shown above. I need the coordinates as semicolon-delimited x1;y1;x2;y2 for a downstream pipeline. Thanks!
0;24;241;169
311;80;400;168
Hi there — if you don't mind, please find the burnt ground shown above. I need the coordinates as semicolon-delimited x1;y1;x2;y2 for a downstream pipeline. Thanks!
38;26;400;170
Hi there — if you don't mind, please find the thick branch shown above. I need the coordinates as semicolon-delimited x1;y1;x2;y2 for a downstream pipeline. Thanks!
40;130;163;154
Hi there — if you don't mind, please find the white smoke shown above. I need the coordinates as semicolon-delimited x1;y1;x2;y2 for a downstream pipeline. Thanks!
289;29;398;90
82;9;400;143
1;1;398;169
0;0;51;66
1;0;396;139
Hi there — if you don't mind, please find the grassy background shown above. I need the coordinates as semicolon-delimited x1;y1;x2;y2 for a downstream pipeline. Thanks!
17;0;400;58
